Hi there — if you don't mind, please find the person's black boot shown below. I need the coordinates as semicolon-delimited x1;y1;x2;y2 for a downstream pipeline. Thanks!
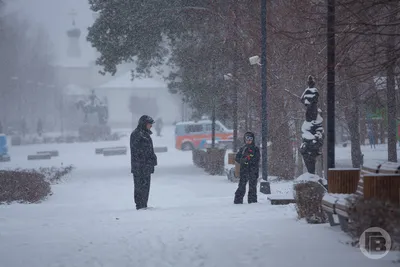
234;197;243;204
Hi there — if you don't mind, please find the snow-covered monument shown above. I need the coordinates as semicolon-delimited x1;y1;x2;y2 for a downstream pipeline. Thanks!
74;89;111;141
299;76;325;174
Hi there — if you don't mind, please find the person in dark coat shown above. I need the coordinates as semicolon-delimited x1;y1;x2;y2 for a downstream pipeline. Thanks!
130;115;158;210
234;132;260;204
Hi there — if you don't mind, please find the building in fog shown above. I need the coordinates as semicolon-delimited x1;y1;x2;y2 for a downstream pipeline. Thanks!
51;10;186;132
51;10;130;131
52;11;118;92
95;71;181;129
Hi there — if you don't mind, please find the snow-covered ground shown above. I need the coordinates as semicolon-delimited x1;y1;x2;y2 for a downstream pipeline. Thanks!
0;127;397;266
336;142;400;169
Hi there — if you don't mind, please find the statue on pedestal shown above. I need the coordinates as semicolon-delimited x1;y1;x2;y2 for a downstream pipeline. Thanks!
75;90;110;141
76;90;108;125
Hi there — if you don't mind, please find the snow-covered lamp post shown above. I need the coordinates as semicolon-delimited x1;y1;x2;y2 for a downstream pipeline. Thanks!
299;76;324;174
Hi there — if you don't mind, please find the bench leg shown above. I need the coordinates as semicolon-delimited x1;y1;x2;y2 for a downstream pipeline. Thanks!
325;211;339;226
338;215;349;232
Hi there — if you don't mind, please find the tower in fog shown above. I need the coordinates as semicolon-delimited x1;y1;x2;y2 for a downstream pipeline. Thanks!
66;9;81;58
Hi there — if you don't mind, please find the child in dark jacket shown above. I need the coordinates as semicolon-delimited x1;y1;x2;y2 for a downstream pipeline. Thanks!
234;132;261;204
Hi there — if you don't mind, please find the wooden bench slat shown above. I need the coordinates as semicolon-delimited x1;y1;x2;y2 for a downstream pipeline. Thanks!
322;205;335;214
327;168;360;194
321;199;335;208
363;174;400;205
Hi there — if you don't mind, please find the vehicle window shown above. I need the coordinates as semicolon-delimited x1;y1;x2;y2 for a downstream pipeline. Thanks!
205;123;221;132
185;124;203;133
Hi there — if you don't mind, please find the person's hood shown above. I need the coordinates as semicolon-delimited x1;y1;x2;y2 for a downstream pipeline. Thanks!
137;115;155;132
243;131;255;144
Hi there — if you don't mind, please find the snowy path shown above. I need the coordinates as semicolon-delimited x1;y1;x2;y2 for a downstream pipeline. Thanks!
0;128;396;266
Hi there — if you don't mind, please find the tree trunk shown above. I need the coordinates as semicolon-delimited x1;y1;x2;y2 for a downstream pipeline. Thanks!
295;116;304;177
386;3;398;162
386;64;397;162
380;120;386;144
345;103;362;168
359;105;366;145
269;107;295;179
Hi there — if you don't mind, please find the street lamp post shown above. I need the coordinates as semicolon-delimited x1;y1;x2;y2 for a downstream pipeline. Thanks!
260;0;271;194
232;1;239;153
327;0;336;170
211;98;216;148
223;73;238;152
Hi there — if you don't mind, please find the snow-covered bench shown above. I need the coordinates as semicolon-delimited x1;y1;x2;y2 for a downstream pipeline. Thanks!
321;168;361;227
338;177;400;233
334;177;364;232
103;147;127;156
37;150;59;157
323;163;400;230
361;161;400;174
335;172;400;232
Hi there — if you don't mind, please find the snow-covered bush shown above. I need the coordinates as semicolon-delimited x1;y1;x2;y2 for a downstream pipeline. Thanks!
12;165;74;184
205;148;226;175
346;196;400;249
0;166;74;204
293;173;327;224
36;165;74;184
0;170;51;204
192;149;207;168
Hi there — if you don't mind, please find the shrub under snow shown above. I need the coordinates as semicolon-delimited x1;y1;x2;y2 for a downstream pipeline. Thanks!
0;165;74;204
293;173;327;224
0;170;51;204
346;196;400;250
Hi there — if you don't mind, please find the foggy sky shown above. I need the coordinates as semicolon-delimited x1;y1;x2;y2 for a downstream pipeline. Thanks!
5;0;96;63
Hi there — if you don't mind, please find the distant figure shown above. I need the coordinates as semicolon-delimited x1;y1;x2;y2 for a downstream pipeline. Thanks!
234;132;261;204
20;118;27;137
0;121;3;134
37;119;43;137
130;115;158;210
154;118;164;137
367;127;376;149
